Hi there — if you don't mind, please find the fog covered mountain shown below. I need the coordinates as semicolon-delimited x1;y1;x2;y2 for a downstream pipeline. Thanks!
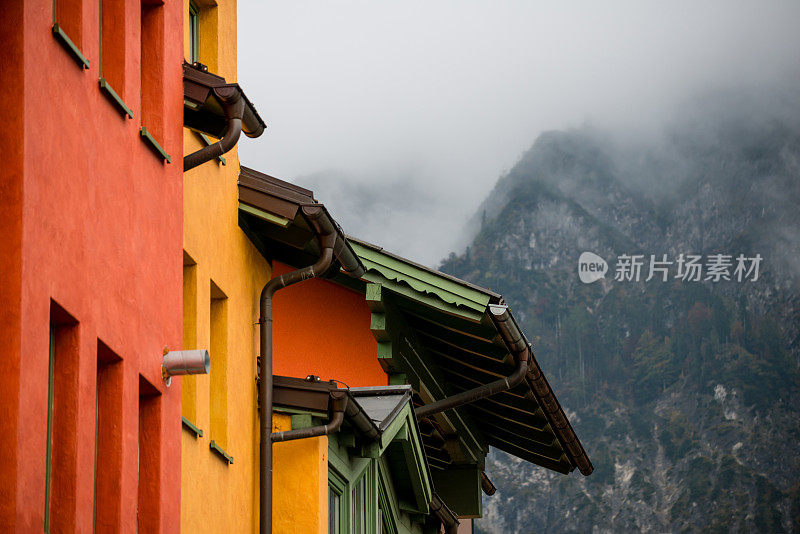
440;91;800;532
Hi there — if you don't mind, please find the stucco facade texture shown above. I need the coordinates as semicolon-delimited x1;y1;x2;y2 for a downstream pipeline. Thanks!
272;262;387;389
0;0;183;531
180;1;273;532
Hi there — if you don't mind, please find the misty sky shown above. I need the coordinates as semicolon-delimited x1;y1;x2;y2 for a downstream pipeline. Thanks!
237;1;800;266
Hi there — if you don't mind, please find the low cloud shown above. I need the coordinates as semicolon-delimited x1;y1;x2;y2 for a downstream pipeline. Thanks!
237;0;800;265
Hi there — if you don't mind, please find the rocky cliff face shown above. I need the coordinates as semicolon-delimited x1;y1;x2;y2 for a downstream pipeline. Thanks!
440;93;800;533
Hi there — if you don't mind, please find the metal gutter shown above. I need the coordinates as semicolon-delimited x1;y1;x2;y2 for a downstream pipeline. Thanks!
525;358;593;475
490;304;594;475
414;305;530;420
271;376;455;531
183;62;266;171
184;87;243;171
343;391;380;440
258;205;364;534
237;167;365;277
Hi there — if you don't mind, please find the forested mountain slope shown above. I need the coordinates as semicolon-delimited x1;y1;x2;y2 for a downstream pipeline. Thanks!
440;94;800;533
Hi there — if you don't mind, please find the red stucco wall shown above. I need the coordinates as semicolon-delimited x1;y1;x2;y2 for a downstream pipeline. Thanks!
0;1;183;531
272;262;387;388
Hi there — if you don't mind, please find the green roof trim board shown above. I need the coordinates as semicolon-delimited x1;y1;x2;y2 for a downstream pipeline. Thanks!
350;239;493;316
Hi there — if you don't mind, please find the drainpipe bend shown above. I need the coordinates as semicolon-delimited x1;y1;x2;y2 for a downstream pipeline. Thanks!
184;92;244;171
271;391;348;442
415;303;531;420
259;229;336;534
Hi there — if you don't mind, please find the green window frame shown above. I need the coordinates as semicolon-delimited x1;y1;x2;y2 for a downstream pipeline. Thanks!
329;469;347;534
189;2;199;63
52;0;90;69
44;327;55;533
376;461;399;534
97;0;132;118
352;474;367;534
328;458;381;534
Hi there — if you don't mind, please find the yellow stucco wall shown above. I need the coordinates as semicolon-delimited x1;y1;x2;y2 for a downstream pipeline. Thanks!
181;2;327;532
273;414;328;534
181;1;264;532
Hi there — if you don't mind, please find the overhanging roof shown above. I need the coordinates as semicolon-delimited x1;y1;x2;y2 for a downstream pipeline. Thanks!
183;62;266;139
272;377;433;514
237;166;363;276
238;168;592;477
359;257;592;475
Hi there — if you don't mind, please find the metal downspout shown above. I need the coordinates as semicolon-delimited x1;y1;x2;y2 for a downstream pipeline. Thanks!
430;493;460;534
415;304;530;420
184;91;244;171
259;208;337;534
271;391;348;443
414;354;529;419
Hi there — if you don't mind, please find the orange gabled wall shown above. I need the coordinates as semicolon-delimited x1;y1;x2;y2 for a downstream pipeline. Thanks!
272;262;387;387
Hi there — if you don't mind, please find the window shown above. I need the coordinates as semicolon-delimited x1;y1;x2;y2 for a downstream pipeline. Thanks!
94;341;123;530
329;486;342;533
189;2;199;63
99;0;132;117
352;476;366;534
46;301;79;534
184;0;219;72
329;469;347;534
182;252;198;421
52;0;89;69
45;326;55;534
377;463;398;534
137;375;162;533
327;458;381;534
140;0;170;161
209;280;228;449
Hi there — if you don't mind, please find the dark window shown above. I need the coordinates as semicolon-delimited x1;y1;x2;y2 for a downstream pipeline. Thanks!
182;252;198;419
98;0;132;117
137;375;162;532
329;470;347;534
100;0;126;95
94;341;123;530
46;301;79;534
352;476;366;534
189;2;199;63
140;0;165;141
209;280;228;447
54;0;82;43
329;486;341;533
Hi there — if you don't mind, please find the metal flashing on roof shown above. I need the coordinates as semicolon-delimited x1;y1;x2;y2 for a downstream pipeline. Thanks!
349;385;412;432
